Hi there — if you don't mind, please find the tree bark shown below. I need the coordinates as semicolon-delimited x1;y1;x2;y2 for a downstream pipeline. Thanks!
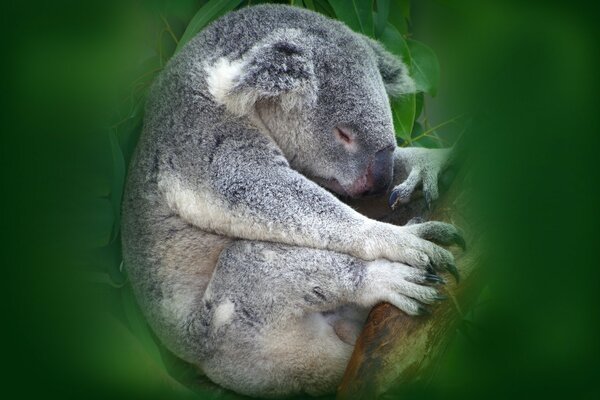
337;167;482;399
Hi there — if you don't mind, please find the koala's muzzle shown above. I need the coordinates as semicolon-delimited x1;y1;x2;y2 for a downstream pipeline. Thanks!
367;146;394;195
346;145;394;198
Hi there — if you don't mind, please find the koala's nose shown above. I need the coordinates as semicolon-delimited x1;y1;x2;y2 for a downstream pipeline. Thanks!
367;146;394;195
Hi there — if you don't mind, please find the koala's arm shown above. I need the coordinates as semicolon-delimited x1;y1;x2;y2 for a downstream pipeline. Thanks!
390;147;454;209
157;28;462;273
159;130;461;274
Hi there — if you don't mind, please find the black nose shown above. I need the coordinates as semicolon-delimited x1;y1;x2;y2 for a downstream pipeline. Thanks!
368;146;394;195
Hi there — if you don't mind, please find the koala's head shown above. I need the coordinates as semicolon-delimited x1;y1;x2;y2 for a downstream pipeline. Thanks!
205;26;415;198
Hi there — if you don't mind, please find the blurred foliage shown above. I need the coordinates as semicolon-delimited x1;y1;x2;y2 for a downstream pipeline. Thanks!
3;0;600;399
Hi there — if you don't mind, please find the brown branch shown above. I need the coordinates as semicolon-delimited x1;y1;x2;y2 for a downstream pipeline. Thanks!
338;166;482;399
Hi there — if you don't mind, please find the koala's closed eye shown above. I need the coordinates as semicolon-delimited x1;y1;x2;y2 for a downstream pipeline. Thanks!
334;127;352;143
333;126;357;152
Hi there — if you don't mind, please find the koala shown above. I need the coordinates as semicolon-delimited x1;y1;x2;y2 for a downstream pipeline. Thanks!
122;4;462;398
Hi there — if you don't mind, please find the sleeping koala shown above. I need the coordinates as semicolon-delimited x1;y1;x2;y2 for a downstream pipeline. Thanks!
122;4;462;398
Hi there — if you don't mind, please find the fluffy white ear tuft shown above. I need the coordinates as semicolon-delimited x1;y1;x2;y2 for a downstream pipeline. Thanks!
204;57;246;111
204;28;316;117
205;57;263;116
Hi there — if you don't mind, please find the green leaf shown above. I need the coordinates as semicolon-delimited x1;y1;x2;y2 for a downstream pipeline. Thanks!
388;0;410;34
415;92;424;119
329;0;374;37
415;134;443;149
378;23;415;144
374;0;390;39
407;39;441;96
313;0;336;17
392;94;416;144
379;22;411;64
175;0;243;54
303;0;316;11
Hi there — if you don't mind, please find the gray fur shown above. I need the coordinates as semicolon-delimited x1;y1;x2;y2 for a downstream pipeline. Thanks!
122;4;458;397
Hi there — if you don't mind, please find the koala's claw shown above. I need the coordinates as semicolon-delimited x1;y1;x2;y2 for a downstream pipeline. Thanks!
417;306;431;316
388;189;400;208
424;273;446;284
424;190;433;210
447;262;460;283
453;233;467;251
434;293;448;301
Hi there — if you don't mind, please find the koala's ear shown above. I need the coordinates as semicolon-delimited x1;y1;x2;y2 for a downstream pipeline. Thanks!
366;38;415;97
205;28;317;116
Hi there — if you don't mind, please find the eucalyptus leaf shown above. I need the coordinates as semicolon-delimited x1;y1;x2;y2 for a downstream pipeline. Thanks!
379;22;415;144
313;0;336;16
388;0;410;34
414;134;442;149
374;0;390;39
379;22;411;64
303;0;316;11
415;92;424;119
328;0;374;37
176;0;243;54
392;94;416;144
407;39;441;96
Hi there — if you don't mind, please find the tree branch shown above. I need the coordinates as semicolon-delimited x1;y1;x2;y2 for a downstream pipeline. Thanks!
338;165;482;399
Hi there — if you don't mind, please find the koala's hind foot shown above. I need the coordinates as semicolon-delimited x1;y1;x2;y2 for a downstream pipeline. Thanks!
359;259;447;316
197;240;445;397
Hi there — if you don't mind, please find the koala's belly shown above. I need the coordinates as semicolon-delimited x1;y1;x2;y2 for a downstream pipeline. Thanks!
129;214;233;363
157;223;232;304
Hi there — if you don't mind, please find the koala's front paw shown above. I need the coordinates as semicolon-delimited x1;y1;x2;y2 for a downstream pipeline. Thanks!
358;260;446;315
389;148;451;210
380;221;464;281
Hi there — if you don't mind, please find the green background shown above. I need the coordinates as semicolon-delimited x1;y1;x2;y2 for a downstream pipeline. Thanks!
2;0;599;399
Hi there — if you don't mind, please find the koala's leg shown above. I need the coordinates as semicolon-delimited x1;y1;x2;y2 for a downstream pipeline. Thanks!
197;240;444;397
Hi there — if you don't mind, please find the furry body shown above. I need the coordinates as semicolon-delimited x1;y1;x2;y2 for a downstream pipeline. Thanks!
122;5;458;397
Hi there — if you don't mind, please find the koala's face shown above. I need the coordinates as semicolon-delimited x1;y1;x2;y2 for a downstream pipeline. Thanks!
211;28;414;198
301;39;398;198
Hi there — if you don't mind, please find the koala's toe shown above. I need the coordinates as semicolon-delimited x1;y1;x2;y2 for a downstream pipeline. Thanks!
399;248;431;269
410;221;466;251
413;238;458;281
411;286;442;305
446;261;460;282
389;169;421;209
423;171;440;209
406;270;445;285
387;293;422;316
